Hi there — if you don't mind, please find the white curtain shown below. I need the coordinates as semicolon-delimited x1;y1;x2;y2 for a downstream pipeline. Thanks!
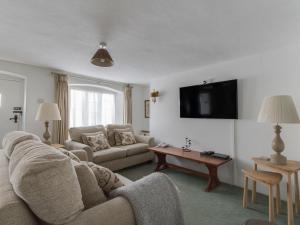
70;88;116;127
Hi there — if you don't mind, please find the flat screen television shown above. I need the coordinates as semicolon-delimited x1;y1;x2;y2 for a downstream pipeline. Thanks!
180;79;238;119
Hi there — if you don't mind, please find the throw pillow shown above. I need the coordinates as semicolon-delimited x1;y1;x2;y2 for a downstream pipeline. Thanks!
81;131;104;145
87;162;124;195
119;131;136;145
114;128;131;146
72;161;107;209
83;133;110;152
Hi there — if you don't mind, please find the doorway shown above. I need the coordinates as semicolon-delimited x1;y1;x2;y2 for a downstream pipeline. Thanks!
0;73;26;141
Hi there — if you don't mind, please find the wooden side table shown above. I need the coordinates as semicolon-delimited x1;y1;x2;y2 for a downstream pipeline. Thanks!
51;144;65;149
252;157;300;225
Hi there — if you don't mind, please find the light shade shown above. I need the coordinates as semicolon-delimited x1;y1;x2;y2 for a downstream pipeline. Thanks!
258;95;300;124
90;42;113;67
35;103;61;121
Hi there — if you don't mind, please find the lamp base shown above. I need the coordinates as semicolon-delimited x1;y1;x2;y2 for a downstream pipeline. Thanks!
270;153;287;165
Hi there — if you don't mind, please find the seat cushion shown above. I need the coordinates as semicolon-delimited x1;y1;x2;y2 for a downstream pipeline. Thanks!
69;125;106;143
120;143;149;156
93;147;127;163
9;140;84;225
72;161;107;209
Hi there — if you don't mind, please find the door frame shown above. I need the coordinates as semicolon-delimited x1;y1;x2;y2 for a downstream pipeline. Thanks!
0;70;27;130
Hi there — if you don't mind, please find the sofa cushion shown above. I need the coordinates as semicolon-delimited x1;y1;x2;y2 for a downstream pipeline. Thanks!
0;151;39;225
9;140;84;225
119;132;137;146
93;147;126;163
69;125;106;143
88;163;124;195
72;161;107;209
120;143;149;156
83;133;110;152
114;128;131;146
106;124;134;146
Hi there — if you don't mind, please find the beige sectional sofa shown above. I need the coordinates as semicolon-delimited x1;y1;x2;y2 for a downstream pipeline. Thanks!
65;124;155;171
0;133;136;225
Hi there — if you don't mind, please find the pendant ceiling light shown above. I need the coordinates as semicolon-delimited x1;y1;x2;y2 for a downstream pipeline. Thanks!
91;42;114;67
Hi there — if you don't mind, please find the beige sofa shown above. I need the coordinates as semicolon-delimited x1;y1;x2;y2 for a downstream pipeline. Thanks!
0;138;136;225
65;124;155;171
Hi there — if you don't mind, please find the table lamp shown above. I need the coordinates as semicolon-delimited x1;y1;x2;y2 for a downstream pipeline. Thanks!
258;95;300;165
35;102;61;145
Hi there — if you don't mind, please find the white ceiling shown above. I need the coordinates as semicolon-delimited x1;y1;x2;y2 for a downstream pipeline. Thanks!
0;0;300;84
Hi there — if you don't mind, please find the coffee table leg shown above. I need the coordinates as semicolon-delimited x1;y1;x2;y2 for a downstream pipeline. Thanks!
155;153;167;171
205;164;220;192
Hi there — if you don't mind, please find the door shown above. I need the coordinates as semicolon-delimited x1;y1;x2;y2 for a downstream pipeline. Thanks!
0;74;25;142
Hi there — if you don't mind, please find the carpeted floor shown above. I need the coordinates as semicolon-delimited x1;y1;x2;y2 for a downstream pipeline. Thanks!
118;162;300;225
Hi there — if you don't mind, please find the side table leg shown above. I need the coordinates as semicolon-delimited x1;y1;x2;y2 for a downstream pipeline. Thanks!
294;172;300;214
252;163;257;203
287;174;294;225
205;164;220;192
154;153;167;171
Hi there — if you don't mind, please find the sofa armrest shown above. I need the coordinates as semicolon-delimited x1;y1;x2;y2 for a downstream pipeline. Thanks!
135;135;155;147
70;150;88;161
63;197;135;225
64;140;93;162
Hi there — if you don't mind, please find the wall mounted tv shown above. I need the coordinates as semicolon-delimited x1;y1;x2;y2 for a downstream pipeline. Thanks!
180;79;238;119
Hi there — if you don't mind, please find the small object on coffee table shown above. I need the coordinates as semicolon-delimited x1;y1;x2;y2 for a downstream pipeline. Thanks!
148;146;232;192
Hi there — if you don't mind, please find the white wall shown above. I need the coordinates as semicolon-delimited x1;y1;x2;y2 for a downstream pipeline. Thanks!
0;59;149;137
150;44;300;197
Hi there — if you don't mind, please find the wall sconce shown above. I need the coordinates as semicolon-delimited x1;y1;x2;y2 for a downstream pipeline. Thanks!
150;89;160;103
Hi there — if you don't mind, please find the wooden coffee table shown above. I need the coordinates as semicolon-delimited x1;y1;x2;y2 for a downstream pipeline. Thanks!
148;146;232;192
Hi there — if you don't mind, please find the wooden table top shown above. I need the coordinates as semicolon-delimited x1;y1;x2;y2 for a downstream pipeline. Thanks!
148;146;232;167
253;157;300;174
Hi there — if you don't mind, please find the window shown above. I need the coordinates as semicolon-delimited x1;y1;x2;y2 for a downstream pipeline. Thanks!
70;87;117;127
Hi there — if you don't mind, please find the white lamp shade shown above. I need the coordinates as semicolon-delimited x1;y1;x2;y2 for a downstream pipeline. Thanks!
35;103;61;121
258;95;300;124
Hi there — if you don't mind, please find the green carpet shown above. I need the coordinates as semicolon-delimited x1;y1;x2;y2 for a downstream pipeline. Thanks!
118;163;300;225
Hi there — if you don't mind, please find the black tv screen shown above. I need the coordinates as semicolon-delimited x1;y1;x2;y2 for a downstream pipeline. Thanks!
180;79;238;119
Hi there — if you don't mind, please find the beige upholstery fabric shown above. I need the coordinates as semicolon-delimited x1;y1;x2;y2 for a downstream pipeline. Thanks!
52;73;69;144
2;131;40;158
72;161;107;209
81;131;105;145
120;143;149;156
9;140;84;224
93;147;126;163
65;140;94;162
70;149;89;161
88;163;124;194
134;135;155;147
0;151;39;225
69;125;106;143
101;151;154;171
64;197;135;225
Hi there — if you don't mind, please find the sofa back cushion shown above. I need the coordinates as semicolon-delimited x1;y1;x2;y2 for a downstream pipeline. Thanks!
9;140;84;225
0;151;39;225
69;125;106;143
106;124;134;146
72;161;107;209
